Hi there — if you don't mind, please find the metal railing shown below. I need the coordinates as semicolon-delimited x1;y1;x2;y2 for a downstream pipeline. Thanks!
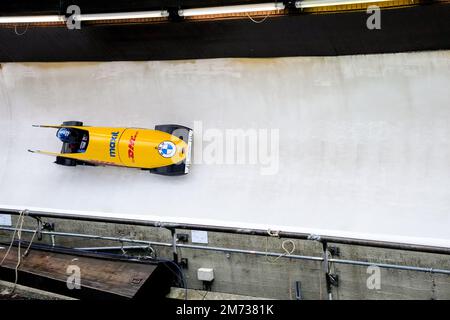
1;226;449;275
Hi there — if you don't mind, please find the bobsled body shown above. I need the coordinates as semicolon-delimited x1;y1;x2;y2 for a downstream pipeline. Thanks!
29;122;193;176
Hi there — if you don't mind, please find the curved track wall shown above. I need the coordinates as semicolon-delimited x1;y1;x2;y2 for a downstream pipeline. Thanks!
0;51;449;247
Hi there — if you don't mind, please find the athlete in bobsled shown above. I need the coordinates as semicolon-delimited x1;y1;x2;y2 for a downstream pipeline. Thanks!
56;127;88;153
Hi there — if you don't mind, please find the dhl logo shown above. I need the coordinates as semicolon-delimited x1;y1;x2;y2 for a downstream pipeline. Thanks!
128;131;139;162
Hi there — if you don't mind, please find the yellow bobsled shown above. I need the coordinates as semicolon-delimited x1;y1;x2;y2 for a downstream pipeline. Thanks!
29;121;192;176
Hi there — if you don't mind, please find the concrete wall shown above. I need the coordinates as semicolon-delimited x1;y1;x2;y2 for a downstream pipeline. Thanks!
1;216;449;300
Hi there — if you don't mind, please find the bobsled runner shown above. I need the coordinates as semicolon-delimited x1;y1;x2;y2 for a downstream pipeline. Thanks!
29;121;193;176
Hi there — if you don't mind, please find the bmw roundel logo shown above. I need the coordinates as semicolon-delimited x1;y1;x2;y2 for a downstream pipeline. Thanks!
158;141;177;158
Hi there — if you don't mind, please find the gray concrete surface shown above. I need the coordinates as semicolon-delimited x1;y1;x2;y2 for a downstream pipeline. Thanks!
0;280;74;300
167;287;271;300
1;217;448;300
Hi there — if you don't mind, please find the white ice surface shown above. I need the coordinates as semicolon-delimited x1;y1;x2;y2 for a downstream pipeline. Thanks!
0;51;449;247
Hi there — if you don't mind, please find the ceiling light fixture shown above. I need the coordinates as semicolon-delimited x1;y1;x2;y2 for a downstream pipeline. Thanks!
296;0;392;9
178;3;286;17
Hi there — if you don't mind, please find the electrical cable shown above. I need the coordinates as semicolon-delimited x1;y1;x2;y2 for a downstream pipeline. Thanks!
0;209;30;294
14;24;29;36
266;239;296;263
13;214;25;292
0;209;26;266
159;258;188;300
246;12;270;24
267;229;280;237
246;0;282;24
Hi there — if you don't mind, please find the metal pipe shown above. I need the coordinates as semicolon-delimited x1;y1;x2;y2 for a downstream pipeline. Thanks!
2;227;449;275
77;243;450;275
77;245;151;251
322;243;333;300
76;244;323;261
0;226;172;248
328;258;450;275
171;229;178;263
2;208;449;255
176;243;324;262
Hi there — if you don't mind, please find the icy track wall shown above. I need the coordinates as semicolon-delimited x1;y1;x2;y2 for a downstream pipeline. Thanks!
0;51;449;247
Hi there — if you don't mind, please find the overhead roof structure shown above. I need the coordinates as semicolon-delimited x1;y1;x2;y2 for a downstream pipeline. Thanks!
0;0;449;61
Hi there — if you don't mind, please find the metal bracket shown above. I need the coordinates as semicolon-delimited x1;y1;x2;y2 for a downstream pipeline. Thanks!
32;216;43;241
31;216;55;241
168;7;183;22
326;273;339;287
295;281;302;300
180;258;189;269
328;246;341;257
283;0;299;10
176;233;189;243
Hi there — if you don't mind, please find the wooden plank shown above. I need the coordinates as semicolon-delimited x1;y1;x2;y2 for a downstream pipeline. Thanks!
0;244;174;299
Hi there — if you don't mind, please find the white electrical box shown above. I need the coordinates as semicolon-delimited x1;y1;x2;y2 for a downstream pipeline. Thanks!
197;268;214;282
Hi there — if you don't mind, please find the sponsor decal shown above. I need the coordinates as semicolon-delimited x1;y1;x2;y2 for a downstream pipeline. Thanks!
109;131;119;158
128;131;139;162
158;141;176;158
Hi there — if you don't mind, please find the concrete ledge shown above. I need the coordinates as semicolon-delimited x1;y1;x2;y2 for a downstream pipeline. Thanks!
0;280;75;300
167;287;272;300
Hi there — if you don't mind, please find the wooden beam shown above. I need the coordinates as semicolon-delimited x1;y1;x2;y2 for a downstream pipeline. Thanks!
0;244;175;299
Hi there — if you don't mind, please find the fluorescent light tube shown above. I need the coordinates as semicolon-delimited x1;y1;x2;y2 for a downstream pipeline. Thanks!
78;10;169;21
0;15;64;24
0;10;169;24
0;1;389;25
179;3;286;17
296;0;392;9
